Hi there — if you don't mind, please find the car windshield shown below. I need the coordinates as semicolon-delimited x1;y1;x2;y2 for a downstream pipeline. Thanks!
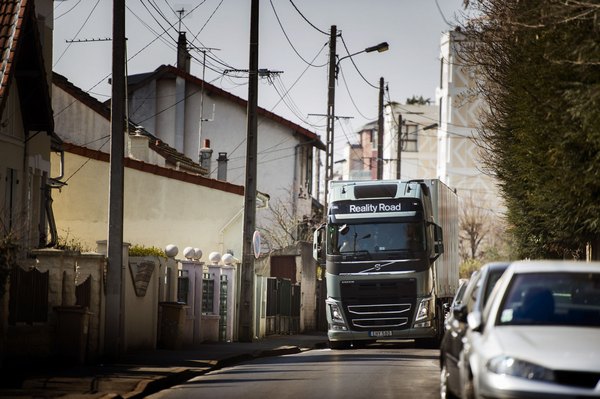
497;272;600;327
328;221;425;255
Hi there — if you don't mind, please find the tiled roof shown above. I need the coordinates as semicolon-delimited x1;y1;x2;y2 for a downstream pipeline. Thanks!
0;0;53;132
125;65;326;151
53;72;206;174
0;0;22;101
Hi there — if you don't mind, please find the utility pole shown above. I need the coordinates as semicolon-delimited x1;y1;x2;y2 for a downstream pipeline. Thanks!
376;77;384;180
324;25;337;214
239;0;259;343
105;0;125;358
396;114;403;179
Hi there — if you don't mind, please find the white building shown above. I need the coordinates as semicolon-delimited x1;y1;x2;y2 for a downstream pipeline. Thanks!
125;36;325;251
436;29;505;216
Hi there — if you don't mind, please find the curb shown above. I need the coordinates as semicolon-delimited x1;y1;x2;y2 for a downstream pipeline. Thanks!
125;345;310;398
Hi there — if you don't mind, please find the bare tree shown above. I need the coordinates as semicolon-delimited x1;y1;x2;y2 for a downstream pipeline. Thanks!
258;195;320;253
459;196;491;261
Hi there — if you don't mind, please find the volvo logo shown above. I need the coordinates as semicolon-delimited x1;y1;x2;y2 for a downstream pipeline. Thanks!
373;264;382;271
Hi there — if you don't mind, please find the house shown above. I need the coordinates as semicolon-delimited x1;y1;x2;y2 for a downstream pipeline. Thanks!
341;104;439;181
51;72;245;258
436;29;506;254
383;103;439;180
124;35;326;253
0;0;56;251
0;0;60;364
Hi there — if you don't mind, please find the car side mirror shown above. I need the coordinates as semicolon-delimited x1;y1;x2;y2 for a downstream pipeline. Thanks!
467;311;483;332
453;303;469;323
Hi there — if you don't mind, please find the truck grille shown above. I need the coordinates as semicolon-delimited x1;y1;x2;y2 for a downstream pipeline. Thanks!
340;279;416;331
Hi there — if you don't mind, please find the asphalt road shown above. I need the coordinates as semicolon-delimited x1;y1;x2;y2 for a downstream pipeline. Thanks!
148;341;441;399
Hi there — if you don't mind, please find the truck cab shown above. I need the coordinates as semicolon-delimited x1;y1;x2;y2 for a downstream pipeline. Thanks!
313;179;458;349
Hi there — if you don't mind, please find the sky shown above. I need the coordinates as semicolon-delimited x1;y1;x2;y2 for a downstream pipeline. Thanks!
52;0;466;161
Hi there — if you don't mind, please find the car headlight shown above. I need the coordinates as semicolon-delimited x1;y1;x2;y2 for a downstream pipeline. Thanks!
486;356;555;382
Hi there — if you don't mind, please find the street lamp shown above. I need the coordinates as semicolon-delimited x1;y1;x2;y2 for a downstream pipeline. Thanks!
324;26;388;215
336;42;389;77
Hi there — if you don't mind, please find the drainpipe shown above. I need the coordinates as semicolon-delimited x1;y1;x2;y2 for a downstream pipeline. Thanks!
45;149;66;248
293;144;299;227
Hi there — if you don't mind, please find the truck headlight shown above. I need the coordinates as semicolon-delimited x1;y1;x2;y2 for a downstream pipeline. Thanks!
487;356;555;382
415;297;431;321
330;303;345;324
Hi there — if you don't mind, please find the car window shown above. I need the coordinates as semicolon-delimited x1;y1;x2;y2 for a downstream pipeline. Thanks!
464;272;482;313
482;269;506;307
452;280;469;308
497;272;600;327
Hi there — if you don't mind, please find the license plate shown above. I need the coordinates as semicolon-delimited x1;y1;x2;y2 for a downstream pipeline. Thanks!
369;330;392;337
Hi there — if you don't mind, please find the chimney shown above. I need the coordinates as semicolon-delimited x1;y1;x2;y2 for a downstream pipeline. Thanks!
217;152;228;181
200;139;213;171
177;32;191;73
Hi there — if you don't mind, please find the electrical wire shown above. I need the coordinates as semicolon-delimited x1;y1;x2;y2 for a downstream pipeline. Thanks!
288;0;329;35
53;0;102;67
339;35;379;90
54;0;83;20
339;66;376;121
269;0;327;67
434;0;454;27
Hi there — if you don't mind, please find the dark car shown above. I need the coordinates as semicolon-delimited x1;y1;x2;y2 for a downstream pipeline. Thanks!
440;262;510;399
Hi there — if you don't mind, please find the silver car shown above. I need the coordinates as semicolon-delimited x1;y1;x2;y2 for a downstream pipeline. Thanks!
459;260;600;398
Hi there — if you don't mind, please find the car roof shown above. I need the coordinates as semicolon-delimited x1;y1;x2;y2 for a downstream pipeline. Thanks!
508;260;600;274
479;261;511;273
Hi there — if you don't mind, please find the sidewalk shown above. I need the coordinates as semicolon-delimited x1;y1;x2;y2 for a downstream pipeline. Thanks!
0;332;329;398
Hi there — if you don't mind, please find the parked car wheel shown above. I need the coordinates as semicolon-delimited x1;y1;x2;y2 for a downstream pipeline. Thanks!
440;358;457;399
461;369;475;399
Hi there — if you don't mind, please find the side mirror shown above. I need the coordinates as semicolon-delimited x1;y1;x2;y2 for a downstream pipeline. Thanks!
313;224;325;263
467;311;483;333
434;224;444;254
429;222;444;262
453;303;469;323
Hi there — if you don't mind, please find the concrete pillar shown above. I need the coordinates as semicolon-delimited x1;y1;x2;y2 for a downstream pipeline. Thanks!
221;264;236;341
180;259;204;346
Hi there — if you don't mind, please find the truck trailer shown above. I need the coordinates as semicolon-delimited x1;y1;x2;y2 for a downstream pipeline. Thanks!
313;179;459;348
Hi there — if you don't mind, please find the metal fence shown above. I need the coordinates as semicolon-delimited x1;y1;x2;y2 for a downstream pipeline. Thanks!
266;277;300;335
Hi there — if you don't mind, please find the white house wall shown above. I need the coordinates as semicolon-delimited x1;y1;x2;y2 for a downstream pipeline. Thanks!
436;30;505;217
53;86;111;152
129;76;314;240
51;150;244;258
382;104;439;181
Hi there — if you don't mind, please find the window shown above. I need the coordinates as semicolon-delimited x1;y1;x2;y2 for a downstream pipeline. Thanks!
403;124;418;152
202;272;215;314
177;270;189;304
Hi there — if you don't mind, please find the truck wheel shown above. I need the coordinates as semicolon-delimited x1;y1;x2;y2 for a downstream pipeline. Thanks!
329;340;351;350
415;302;444;349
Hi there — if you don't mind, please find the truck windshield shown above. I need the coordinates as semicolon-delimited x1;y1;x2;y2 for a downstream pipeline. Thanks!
328;222;426;255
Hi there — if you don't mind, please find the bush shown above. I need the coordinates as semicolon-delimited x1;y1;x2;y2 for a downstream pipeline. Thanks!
129;244;165;257
459;258;482;279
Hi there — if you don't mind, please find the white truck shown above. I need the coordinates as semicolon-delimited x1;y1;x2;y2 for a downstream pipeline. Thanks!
313;179;459;348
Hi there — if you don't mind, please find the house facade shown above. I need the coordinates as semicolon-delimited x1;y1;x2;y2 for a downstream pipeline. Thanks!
435;30;505;222
125;47;325;251
52;73;245;257
341;104;439;182
0;0;55;251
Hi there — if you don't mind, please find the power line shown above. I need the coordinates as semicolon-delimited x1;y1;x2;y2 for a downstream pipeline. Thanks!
288;0;329;35
269;0;327;67
54;0;102;67
339;34;379;90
